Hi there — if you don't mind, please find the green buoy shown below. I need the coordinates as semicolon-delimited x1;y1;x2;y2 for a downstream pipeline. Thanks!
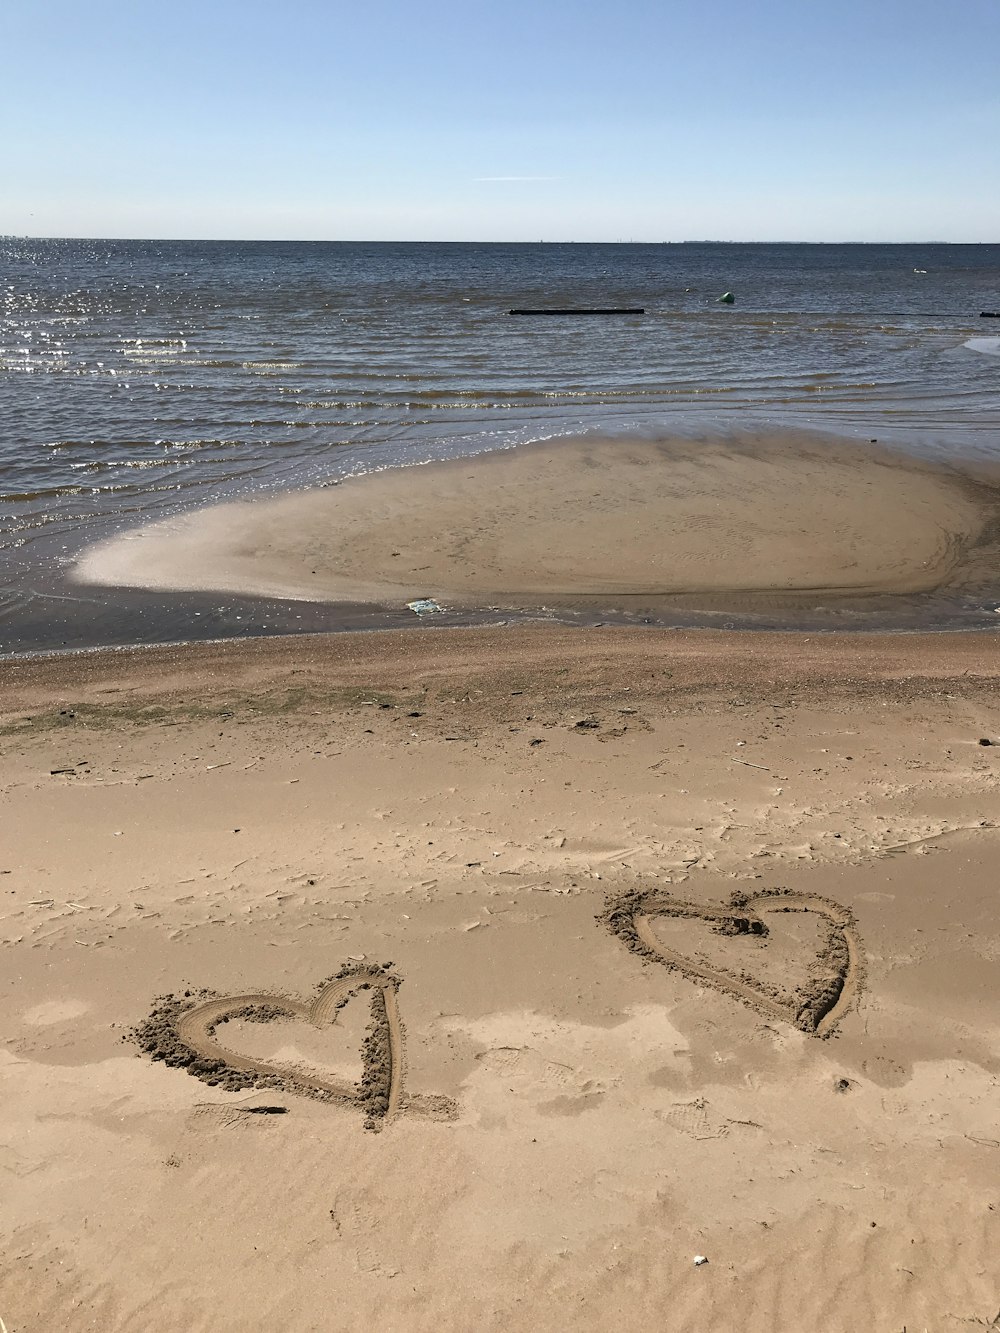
717;291;735;305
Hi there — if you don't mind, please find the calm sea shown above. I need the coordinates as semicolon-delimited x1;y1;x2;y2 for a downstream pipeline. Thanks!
2;238;999;651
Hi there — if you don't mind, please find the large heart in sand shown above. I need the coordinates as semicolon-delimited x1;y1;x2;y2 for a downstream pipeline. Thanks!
133;964;454;1128
602;888;864;1036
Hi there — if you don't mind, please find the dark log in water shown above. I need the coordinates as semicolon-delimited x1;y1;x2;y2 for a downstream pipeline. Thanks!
508;307;645;316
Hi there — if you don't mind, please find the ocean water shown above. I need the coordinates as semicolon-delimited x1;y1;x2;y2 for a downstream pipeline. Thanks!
2;238;999;651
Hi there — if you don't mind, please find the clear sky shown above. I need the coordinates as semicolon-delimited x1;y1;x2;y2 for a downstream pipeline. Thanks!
3;0;998;242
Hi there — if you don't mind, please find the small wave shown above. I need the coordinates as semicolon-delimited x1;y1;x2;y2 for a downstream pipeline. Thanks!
0;477;204;503
0;486;91;501
69;458;196;472
42;438;247;453
120;338;188;347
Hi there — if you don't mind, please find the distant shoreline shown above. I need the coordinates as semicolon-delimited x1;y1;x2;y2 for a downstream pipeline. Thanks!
5;235;988;245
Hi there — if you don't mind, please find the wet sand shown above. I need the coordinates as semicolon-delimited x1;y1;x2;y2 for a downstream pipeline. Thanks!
73;432;1000;614
2;624;1000;1331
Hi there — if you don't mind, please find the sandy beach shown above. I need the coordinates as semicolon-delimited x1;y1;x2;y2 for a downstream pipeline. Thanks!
2;624;1000;1331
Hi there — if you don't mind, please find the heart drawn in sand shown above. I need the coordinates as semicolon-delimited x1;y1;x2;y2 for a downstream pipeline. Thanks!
133;963;455;1129
601;888;864;1036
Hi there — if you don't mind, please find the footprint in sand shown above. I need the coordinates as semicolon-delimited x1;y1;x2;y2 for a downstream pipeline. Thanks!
659;1097;731;1140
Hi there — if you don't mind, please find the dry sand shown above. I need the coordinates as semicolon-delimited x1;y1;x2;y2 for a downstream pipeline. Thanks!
73;432;1000;612
2;625;1000;1330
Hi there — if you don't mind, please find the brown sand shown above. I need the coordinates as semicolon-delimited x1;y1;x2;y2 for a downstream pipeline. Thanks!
2;625;1000;1331
72;432;1000;609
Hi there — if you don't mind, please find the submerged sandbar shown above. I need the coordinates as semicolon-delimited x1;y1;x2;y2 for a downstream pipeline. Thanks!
73;431;1000;612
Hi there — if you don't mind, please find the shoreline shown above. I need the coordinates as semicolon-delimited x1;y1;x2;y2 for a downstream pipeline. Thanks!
5;622;1000;712
8;581;1000;663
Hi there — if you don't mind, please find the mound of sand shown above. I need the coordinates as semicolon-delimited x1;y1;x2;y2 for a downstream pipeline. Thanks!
73;431;998;609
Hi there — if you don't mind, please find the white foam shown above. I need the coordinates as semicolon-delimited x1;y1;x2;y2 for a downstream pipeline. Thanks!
964;336;1000;356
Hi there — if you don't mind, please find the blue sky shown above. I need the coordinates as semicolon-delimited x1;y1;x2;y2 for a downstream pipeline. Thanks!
3;0;998;241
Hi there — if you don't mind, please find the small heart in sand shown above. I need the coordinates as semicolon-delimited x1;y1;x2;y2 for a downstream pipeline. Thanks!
135;966;404;1127
602;888;863;1036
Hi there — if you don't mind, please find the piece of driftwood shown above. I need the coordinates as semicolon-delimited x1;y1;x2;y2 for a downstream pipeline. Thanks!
508;307;645;316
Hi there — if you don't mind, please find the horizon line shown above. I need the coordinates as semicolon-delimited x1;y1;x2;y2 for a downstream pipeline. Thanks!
2;234;992;246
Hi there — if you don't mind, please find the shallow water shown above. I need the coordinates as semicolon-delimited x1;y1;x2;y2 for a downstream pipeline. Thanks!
2;239;1000;651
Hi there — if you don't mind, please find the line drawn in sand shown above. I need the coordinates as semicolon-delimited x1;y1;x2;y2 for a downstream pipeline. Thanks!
601;887;865;1037
131;962;456;1130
